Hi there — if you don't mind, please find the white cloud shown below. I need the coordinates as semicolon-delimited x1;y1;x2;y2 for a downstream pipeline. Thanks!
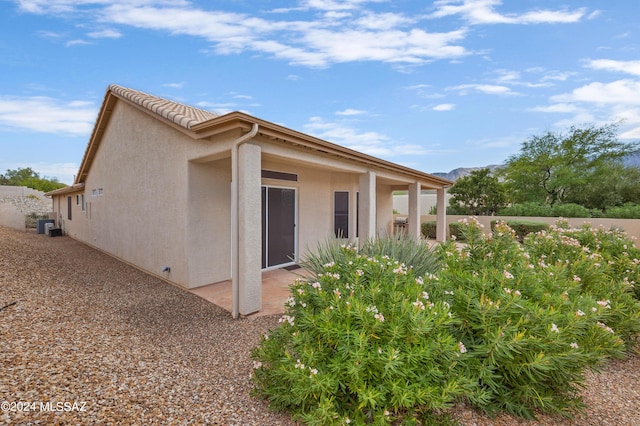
37;30;65;39
529;103;579;114
335;108;367;116
495;69;519;82
302;0;383;12
491;68;553;88
552;79;640;105
586;59;640;76
539;70;576;82
448;83;517;96
355;12;415;30
536;79;640;140
163;82;186;89
17;1;471;68
87;28;122;38
0;95;97;136
193;101;236;115
231;93;252;100
430;0;587;25
66;39;91;47
303;116;429;157
433;103;455;111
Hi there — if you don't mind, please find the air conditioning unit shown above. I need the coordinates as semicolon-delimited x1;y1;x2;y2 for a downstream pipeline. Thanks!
44;222;54;236
36;219;55;234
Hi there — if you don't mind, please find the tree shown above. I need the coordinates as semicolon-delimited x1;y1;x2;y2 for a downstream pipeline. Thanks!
501;124;638;206
564;161;640;210
0;167;66;192
448;168;508;215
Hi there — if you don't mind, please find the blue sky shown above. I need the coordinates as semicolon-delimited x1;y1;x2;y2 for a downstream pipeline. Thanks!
1;0;639;185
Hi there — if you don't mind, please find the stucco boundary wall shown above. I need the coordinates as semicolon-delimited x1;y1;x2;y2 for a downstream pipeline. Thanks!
0;203;26;230
402;214;640;247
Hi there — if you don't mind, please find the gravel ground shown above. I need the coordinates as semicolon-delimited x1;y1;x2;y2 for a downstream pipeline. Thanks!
1;226;638;425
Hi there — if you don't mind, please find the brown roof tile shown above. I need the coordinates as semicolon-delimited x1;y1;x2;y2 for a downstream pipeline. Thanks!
108;84;218;130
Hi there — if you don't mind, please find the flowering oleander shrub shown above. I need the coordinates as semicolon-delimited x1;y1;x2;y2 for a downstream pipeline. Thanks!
252;243;471;425
302;235;441;279
252;220;640;424
545;220;640;302
438;218;640;418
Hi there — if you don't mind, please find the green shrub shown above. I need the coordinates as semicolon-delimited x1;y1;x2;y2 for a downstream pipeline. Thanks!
499;202;594;218
539;220;640;303
438;218;639;419
605;203;640;219
302;235;440;279
253;220;640;424
490;219;549;241
498;202;553;217
359;235;441;277
551;203;591;218
448;222;466;242
421;221;436;239
252;244;469;424
589;208;605;218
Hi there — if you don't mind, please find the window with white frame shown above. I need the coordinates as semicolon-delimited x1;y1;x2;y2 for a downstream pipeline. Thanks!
334;191;349;238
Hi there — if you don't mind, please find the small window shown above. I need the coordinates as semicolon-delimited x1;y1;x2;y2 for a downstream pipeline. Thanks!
76;195;80;205
334;191;349;238
81;194;86;211
262;170;298;182
97;188;103;196
67;196;72;220
91;189;97;196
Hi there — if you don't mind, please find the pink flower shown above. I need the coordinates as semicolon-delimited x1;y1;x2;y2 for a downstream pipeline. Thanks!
597;322;614;334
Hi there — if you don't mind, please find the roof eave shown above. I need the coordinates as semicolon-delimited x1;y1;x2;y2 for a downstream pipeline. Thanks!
192;112;454;188
45;183;85;197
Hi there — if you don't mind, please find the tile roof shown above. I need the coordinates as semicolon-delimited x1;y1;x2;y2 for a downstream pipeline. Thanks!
108;84;218;130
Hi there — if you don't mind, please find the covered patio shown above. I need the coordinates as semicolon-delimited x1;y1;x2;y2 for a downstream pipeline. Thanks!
189;239;444;318
190;267;312;317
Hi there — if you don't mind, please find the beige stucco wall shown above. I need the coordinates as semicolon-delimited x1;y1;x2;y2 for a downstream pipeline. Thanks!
187;158;232;286
51;98;444;294
55;191;84;235
0;203;26;230
261;156;360;262
57;102;193;286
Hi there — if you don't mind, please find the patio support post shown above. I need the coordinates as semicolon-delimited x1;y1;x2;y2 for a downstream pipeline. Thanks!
231;123;259;319
236;142;262;316
358;171;377;243
408;181;421;239
436;187;447;241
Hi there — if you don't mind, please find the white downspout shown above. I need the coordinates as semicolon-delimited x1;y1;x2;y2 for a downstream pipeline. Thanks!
231;123;259;319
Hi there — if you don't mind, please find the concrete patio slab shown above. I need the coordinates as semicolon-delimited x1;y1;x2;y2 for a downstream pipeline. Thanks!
189;266;311;317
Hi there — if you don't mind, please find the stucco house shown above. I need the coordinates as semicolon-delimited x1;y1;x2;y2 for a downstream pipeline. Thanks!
47;84;452;317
